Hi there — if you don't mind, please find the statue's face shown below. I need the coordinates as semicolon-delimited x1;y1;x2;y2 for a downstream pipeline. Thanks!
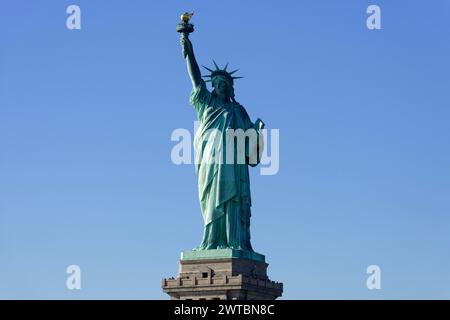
214;78;231;98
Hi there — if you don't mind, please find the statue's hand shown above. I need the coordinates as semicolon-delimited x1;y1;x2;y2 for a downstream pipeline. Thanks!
180;35;193;58
255;118;265;131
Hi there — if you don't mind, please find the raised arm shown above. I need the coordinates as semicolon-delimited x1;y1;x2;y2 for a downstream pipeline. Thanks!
180;33;202;88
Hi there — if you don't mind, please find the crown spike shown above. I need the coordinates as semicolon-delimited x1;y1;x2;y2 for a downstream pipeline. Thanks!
229;69;239;75
232;76;244;79
202;65;214;73
224;63;229;71
212;60;220;70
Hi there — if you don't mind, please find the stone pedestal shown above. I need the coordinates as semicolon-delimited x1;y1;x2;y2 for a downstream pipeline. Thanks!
162;249;283;300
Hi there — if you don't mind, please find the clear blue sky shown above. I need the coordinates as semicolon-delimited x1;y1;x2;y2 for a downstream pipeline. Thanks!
1;0;449;299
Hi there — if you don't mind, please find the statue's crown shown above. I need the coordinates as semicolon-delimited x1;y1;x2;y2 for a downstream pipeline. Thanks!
202;60;243;85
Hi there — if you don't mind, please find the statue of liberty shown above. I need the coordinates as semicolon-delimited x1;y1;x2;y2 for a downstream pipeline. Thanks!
178;13;265;253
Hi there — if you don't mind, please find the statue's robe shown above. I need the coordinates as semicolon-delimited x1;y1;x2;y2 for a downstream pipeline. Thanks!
190;80;263;251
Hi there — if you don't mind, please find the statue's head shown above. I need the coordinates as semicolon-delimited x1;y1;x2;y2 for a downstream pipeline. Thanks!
212;75;234;101
202;61;242;102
